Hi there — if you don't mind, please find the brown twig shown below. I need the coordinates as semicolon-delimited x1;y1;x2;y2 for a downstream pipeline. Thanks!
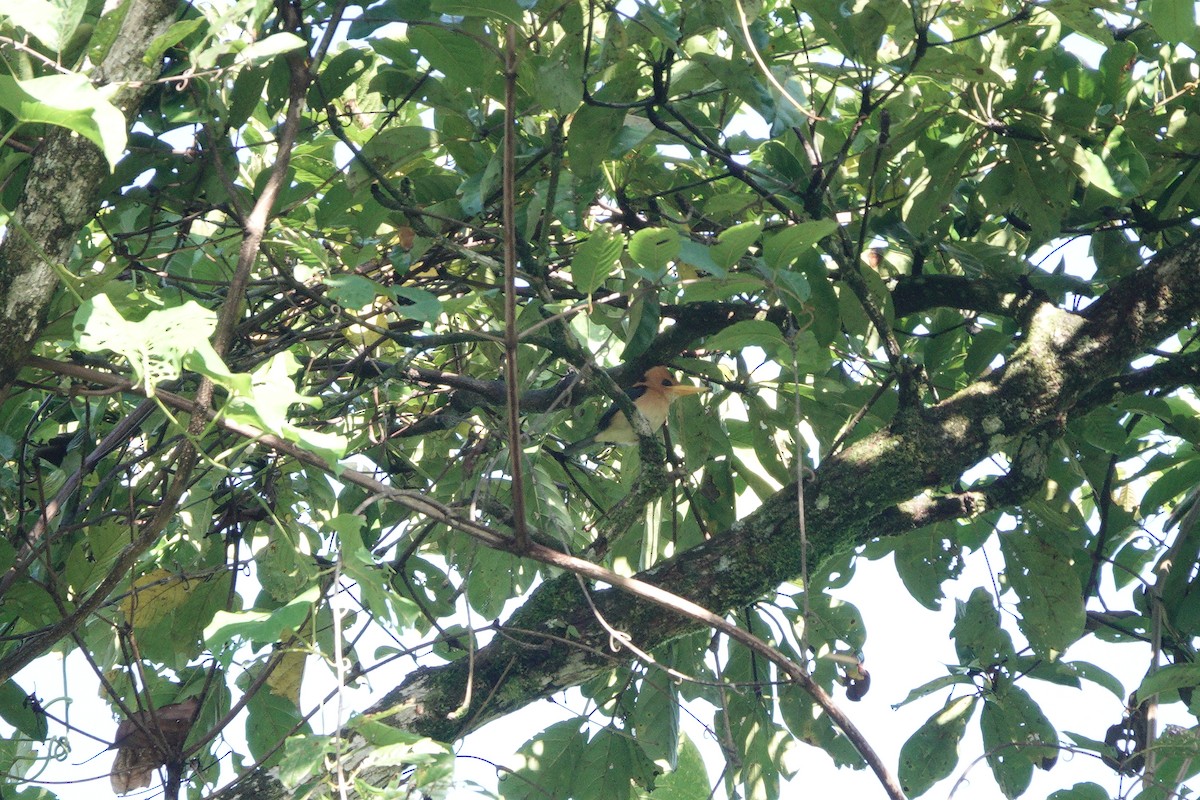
502;24;528;549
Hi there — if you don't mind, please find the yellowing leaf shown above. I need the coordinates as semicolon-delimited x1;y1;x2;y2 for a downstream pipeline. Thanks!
267;644;306;705
120;569;190;629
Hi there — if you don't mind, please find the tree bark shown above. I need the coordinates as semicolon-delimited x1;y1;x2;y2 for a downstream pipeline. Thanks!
0;0;180;388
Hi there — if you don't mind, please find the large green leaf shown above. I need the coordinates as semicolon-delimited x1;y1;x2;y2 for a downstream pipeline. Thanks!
501;720;588;800
430;0;523;24
204;587;320;650
573;227;625;294
0;73;126;169
639;734;709;799
761;220;838;270
898;695;976;797
0;680;47;741
245;686;310;764
74;296;244;393
1147;0;1198;44
222;351;348;464
952;588;1016;667
981;683;1058;798
633;667;679;769
0;0;86;52
628;227;681;273
1000;527;1086;660
408;25;497;88
703;320;787;354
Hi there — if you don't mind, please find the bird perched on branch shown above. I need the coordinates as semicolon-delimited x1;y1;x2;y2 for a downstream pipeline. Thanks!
565;366;708;455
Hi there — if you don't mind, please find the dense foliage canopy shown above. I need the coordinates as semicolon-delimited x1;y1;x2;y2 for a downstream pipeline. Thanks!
2;0;1200;798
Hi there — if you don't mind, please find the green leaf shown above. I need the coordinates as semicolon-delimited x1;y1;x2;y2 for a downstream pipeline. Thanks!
573;227;625;294
633;667;679;769
710;220;761;270
204;586;320;650
246;686;309;764
430;0;523;24
360;125;436;173
762;220;838;270
0;0;85;52
898;695;976;797
1136;663;1200;698
1141;457;1200;516
238;32;307;65
335;512;420;627
892;524;965;610
628;227;681;272
277;734;334;790
392;286;442;323
64;518;128;597
680;275;765;303
1102;126;1149;196
351;718;453;771
127;571;231;669
312;49;372;104
952;587;1016;666
327;274;382;309
464;545;526;619
0;680;47;741
641;733;709;799
1073;406;1127;453
1068;661;1125;699
255;524;321;603
0;73;126;169
533;51;583;113
142;17;206;66
408;25;495;87
74;296;243;393
222;351;348;464
1008;141;1071;243
1047;783;1112;800
799;258;839;346
1147;0;1197;44
891;674;976;709
567;103;626;179
999;528;1086;660
501;720;587;800
903;138;975;236
703;319;786;354
676;238;724;277
577;726;657;800
347;0;433;37
3;787;61;800
693;52;773;121
981;684;1058;798
227;63;270;127
529;461;576;547
1070;140;1134;199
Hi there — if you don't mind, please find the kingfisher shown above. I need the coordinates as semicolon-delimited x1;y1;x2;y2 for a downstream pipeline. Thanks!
565;366;708;454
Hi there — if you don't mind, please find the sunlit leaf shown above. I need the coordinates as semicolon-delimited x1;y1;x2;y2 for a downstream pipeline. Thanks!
237;32;307;65
573;227;625;294
628;227;681;273
0;0;85;52
0;73;126;168
898;695;976;797
204;587;319;650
